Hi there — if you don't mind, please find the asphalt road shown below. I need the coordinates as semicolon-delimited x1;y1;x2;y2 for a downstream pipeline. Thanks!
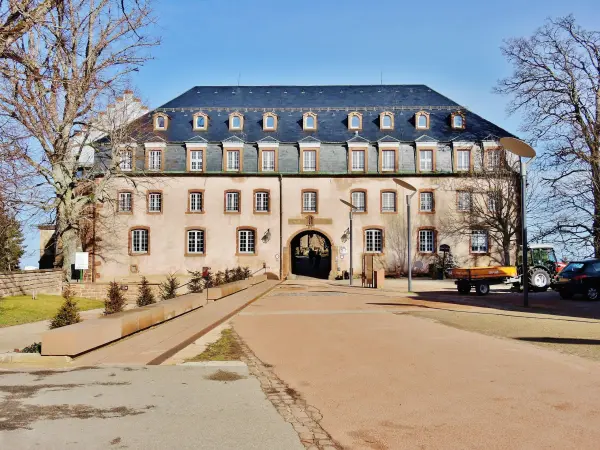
0;365;303;449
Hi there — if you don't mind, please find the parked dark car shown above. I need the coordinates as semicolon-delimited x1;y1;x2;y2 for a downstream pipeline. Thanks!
552;259;600;300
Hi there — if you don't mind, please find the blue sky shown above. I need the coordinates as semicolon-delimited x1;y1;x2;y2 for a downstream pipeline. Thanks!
20;0;600;267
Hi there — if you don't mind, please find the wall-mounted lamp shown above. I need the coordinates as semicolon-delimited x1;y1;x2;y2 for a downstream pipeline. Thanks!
262;228;271;243
341;228;350;243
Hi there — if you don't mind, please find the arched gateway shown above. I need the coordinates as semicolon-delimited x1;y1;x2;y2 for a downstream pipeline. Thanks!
287;228;335;279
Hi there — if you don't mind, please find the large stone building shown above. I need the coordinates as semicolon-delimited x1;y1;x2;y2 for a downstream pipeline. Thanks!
94;85;516;281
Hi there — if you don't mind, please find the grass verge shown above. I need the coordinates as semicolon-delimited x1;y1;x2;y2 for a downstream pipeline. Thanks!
186;328;243;362
0;295;104;328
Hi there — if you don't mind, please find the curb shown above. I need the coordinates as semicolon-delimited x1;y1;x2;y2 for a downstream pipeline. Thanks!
0;352;72;364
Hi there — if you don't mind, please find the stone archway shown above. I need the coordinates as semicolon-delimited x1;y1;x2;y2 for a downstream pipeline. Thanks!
284;228;337;280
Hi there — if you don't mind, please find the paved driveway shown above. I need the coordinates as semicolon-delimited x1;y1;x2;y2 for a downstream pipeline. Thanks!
0;365;303;449
233;280;600;449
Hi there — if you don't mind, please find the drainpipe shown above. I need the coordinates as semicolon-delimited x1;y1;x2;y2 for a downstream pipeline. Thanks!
279;174;283;280
91;203;96;282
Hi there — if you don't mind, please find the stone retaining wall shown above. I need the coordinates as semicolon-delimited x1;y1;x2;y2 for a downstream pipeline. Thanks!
0;269;62;297
68;282;162;303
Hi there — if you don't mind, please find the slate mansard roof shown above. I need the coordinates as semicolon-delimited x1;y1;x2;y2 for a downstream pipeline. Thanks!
137;85;514;144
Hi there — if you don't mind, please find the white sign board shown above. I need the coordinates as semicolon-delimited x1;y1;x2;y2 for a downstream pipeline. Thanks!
339;246;348;255
75;252;89;270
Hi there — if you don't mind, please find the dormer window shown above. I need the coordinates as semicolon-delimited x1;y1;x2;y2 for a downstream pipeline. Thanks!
451;111;465;130
263;113;277;131
193;113;208;131
154;113;168;131
229;112;244;131
303;112;317;131
380;112;394;130
415;111;430;130
348;112;362;131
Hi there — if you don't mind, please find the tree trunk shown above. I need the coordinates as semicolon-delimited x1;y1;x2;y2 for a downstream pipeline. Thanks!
593;158;600;258
503;240;511;266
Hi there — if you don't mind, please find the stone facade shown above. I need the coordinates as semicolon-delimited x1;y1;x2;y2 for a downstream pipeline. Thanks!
67;281;162;303
0;269;62;297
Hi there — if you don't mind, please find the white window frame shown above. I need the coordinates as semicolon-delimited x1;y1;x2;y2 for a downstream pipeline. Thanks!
419;150;433;172
148;150;162;171
487;150;501;170
420;192;434;212
227;150;240;171
419;230;434;253
456;150;470;171
351;191;366;212
230;114;243;130
303;191;317;213
303;150;317;172
255;191;269;212
118;192;132;212
381;192;396;212
238;229;255;254
381;150;395;172
351;150;365;171
365;229;383;253
190;150;203;172
225;192;240;212
120;150;133;171
453;115;464;129
187;230;205;254
264;114;276;130
131;229;148;254
148;192;162;213
457;191;471;212
304;113;317;130
349;114;361;130
189;192;203;212
381;113;393;130
471;230;489;254
417;114;428;129
262;150;275;172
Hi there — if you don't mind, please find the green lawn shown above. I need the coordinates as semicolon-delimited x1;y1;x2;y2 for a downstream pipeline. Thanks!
186;328;244;362
0;294;104;327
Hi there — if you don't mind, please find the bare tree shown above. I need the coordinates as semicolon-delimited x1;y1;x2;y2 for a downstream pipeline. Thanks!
495;15;600;257
0;0;158;278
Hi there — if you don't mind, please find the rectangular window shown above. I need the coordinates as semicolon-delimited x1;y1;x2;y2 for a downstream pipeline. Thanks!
189;192;203;212
419;230;434;253
262;150;275;172
419;150;433;172
149;150;162;171
420;192;434;212
381;192;396;212
457;191;471;212
187;230;205;254
132;229;148;254
303;191;317;213
456;150;470;171
352;150;365;171
487;150;501;170
148;192;162;213
255;191;269;212
303;150;316;172
120;150;133;171
118;192;132;212
365;229;383;253
225;192;240;212
351;191;366;212
382;150;395;171
238;230;255;254
190;150;203;171
227;150;240;171
471;230;488;253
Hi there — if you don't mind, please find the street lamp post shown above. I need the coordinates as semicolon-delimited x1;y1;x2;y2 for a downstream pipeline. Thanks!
393;179;417;292
340;199;358;286
499;137;536;307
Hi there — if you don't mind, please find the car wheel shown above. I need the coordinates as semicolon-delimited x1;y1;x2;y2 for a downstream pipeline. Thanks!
475;282;490;296
559;290;574;300
529;268;550;291
586;286;599;301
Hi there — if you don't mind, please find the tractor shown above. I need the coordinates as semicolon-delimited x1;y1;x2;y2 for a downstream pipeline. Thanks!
514;243;564;292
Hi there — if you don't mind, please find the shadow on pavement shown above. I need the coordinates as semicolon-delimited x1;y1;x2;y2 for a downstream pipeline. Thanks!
516;337;600;345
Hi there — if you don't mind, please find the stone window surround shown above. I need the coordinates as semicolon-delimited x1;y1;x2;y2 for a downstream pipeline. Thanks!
229;112;244;131
186;142;207;172
363;226;385;254
417;227;437;255
451;111;466;130
117;190;134;215
415;111;430;130
303;112;318;131
224;189;241;214
299;142;320;173
301;189;318;214
236;226;258;256
128;226;150;256
348;142;368;173
145;142;166;172
258;141;279;172
263;112;278;131
453;143;473;172
418;189;435;214
378;142;399;172
153;112;169;131
146;190;163;214
253;189;271;214
380;189;398;214
379;111;395;130
350;188;368;214
117;143;136;172
348;111;363;131
470;229;490;255
186;189;205;214
416;144;436;173
456;190;472;212
192;112;209;131
185;227;206;256
222;142;244;172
